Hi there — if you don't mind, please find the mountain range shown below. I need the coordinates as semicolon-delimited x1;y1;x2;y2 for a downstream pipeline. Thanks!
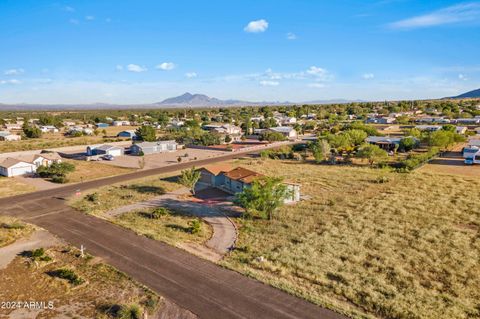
448;88;480;99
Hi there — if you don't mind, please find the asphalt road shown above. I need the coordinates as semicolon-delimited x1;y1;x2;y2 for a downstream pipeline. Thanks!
0;144;347;319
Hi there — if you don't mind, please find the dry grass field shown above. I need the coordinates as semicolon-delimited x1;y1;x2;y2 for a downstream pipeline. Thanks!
65;159;135;183
0;246;166;318
0;177;36;198
115;210;212;246
70;173;181;217
221;158;480;319
0;216;35;247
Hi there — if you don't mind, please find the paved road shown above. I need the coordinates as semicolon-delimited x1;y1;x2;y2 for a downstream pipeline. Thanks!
0;144;346;319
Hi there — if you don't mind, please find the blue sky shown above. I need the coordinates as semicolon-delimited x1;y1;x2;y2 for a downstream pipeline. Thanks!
1;0;479;104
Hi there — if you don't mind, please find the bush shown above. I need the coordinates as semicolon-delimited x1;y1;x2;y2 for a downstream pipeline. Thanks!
398;147;439;171
118;304;143;319
1;222;25;229
52;268;84;285
189;219;202;234
85;193;98;202
51;175;68;184
149;207;170;219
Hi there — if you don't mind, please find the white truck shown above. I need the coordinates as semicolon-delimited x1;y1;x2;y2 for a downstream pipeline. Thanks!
463;146;480;165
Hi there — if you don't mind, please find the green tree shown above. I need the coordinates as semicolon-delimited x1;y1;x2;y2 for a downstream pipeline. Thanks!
23;125;42;138
399;137;417;152
261;131;287;142
235;177;289;220
310;139;331;163
179;167;201;195
357;144;388;166
344;129;368;146
135;125;156;142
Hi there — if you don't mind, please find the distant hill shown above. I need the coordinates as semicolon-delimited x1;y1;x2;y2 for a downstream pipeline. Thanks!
156;92;264;107
448;88;480;99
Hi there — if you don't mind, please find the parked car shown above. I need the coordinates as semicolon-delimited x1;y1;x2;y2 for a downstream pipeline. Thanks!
102;154;115;161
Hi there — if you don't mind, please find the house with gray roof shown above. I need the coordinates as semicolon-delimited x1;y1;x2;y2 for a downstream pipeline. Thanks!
130;140;177;155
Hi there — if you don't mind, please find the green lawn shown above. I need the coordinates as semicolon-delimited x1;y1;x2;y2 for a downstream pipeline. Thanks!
221;158;480;319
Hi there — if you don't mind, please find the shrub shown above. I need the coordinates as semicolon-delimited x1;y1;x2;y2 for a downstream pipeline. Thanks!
118;304;143;319
189;219;202;234
398;147;440;171
85;193;99;202
150;207;170;219
1;222;25;229
52;268;84;285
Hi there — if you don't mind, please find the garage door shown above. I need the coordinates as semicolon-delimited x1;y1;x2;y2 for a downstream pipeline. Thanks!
11;166;34;176
108;149;122;156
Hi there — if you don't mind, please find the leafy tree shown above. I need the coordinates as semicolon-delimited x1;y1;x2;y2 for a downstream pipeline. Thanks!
235;176;289;220
224;135;232;143
327;133;353;153
135;125;156;142
179;167;201;195
310;139;331;163
399;137;417;152
157;112;169;127
36;162;75;183
198;132;221;146
261;131;286;142
357;144;388;166
23;125;42;138
344;129;368;146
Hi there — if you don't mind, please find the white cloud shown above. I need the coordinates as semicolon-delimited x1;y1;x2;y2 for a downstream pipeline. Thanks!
307;83;325;88
363;73;375;79
389;2;480;29
4;68;24;76
127;64;147;72
0;79;21;85
286;32;297;40
69;18;79;25
185;72;197;78
244;19;269;33
259;80;279;86
458;73;468;80
156;62;175;71
85;15;95;21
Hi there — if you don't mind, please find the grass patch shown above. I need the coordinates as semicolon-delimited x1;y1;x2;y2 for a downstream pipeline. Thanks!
70;173;181;217
221;158;480;319
0;216;34;247
114;209;212;246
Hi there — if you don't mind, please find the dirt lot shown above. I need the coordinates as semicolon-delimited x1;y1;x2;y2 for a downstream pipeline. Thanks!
98;148;231;169
0;177;36;198
65;159;135;183
420;150;480;177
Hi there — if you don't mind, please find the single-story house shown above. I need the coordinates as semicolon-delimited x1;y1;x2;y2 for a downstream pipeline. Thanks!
86;144;124;156
415;117;450;124
0;131;21;141
366;117;396;124
269;127;298;139
32;153;62;167
112;120;131;126
3;123;23;130
415;125;442;132
453;118;480;125
117;130;137;139
39;125;59;133
365;136;403;152
130;140;177;155
0;158;37;177
198;165;300;203
96;123;109;128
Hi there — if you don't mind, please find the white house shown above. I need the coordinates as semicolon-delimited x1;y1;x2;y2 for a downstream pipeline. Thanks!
39;125;59;133
112;120;131;126
32;153;62;167
130;140;177;155
0;131;21;141
86;144;124;156
4;123;23;130
269;127;298;140
415;125;442;132
0;158;37;177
